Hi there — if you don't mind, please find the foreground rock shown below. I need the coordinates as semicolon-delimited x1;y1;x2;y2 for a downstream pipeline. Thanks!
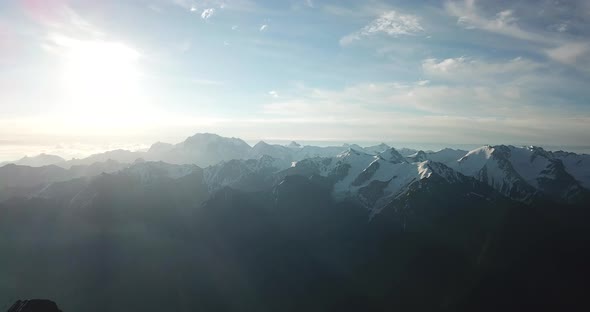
7;300;62;312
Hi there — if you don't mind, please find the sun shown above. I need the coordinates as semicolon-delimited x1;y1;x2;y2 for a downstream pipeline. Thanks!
59;37;142;118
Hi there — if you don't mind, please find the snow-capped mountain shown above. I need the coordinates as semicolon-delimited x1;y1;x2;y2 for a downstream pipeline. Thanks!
2;142;587;312
0;133;437;170
147;141;174;154
407;151;429;163
453;145;589;203
248;141;295;162
147;133;252;166
364;143;391;155
66;146;470;216
1;134;588;208
287;141;301;148
428;148;469;165
291;145;350;160
28;133;253;168
379;147;408;164
553;151;590;189
281;148;471;214
397;147;419;157
230;139;395;164
406;148;468;165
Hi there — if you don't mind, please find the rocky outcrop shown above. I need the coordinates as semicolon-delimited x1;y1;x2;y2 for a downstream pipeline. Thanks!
7;300;62;312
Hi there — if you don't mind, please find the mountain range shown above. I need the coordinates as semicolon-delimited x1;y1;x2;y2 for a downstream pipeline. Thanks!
1;133;589;311
1;133;588;207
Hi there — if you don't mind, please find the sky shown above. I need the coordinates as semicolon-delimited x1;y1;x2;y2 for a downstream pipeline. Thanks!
0;0;589;159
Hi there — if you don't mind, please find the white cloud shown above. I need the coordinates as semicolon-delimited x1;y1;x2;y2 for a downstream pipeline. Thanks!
258;81;589;145
545;43;590;65
148;5;163;13
268;90;279;98
550;23;568;33
445;0;590;68
257;53;586;139
260;24;268;31
34;4;103;40
201;8;215;19
38;6;109;56
340;10;423;45
423;57;468;73
422;56;543;80
175;0;258;14
494;10;517;27
446;0;553;44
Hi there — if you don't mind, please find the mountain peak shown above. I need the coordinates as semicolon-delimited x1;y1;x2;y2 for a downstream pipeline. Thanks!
380;147;407;163
253;140;271;148
525;145;551;159
338;147;366;158
407;150;428;162
11;153;66;167
418;160;464;183
460;145;495;161
148;141;173;154
363;143;391;155
184;133;251;148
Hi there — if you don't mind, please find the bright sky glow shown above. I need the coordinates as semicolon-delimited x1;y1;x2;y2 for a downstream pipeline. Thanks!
58;37;142;117
0;0;589;159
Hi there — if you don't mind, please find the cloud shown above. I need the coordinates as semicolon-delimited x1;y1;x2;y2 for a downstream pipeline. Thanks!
257;79;589;145
446;0;553;44
340;10;423;45
260;24;268;31
548;22;568;33
174;0;257;13
445;0;590;68
256;51;589;143
268;90;279;98
423;57;468;73
422;56;543;80
201;8;215;19
305;0;314;8
36;5;109;56
148;5;163;13
545;42;590;65
28;4;103;40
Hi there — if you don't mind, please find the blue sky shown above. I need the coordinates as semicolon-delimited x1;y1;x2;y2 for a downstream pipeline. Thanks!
0;0;589;158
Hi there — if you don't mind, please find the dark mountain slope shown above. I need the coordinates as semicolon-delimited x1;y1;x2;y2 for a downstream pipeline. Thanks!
0;169;588;311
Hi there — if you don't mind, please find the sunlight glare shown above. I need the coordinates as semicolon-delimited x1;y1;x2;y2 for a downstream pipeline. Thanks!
59;38;143;120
